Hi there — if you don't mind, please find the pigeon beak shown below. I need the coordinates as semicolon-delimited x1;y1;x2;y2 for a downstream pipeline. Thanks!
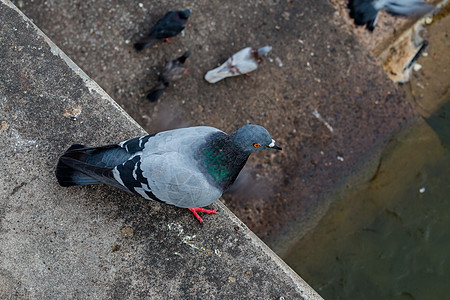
268;139;282;150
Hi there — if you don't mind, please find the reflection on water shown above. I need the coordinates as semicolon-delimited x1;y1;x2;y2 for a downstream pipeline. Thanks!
283;108;450;299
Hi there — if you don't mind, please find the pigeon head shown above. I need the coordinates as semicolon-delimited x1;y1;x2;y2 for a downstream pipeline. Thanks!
178;9;191;20
257;46;272;56
230;125;282;153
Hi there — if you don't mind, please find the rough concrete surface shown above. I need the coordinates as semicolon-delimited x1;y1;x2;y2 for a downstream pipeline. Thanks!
0;1;321;298
8;0;418;255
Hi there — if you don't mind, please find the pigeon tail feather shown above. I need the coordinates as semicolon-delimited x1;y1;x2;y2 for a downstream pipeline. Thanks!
134;37;156;51
204;66;231;83
55;144;132;188
177;50;191;64
146;82;168;102
55;144;102;186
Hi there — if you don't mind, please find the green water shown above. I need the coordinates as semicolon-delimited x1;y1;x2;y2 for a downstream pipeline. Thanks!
283;102;450;299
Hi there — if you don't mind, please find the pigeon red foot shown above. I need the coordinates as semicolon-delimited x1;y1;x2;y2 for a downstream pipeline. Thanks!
188;208;217;224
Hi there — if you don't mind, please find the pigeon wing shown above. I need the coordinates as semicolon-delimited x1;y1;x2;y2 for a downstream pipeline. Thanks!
231;48;259;74
137;152;220;208
134;126;224;208
151;11;185;39
384;0;434;16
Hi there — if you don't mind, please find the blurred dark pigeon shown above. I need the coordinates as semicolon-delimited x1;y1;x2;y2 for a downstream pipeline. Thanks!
146;51;190;102
204;46;272;83
134;9;191;51
55;125;282;223
348;0;434;31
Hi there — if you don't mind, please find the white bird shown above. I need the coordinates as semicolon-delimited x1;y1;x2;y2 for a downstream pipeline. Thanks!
204;46;272;83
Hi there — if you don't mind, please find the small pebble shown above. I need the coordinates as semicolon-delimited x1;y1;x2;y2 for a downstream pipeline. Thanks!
1;121;8;131
228;276;236;283
419;187;425;193
275;57;283;67
425;17;432;25
413;63;422;72
120;226;134;237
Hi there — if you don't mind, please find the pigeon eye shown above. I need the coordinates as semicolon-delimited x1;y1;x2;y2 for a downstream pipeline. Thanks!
253;143;260;148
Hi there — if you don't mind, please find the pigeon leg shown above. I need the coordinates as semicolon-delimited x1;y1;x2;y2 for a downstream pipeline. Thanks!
188;208;217;224
165;38;171;43
183;68;189;74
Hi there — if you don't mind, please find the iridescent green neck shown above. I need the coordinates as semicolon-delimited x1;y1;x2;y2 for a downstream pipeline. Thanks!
202;135;249;191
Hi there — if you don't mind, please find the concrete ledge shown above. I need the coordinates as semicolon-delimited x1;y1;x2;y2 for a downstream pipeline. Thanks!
0;1;321;298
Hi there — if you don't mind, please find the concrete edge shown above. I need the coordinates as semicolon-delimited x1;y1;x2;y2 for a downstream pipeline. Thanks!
217;202;321;299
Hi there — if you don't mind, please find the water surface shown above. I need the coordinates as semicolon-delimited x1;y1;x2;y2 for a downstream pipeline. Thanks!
283;106;450;299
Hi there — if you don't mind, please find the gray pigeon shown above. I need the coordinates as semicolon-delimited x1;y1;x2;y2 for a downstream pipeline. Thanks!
348;0;434;31
204;46;272;83
55;125;282;223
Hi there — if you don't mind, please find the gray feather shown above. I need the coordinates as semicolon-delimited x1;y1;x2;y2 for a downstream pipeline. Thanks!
384;0;434;16
134;127;223;208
